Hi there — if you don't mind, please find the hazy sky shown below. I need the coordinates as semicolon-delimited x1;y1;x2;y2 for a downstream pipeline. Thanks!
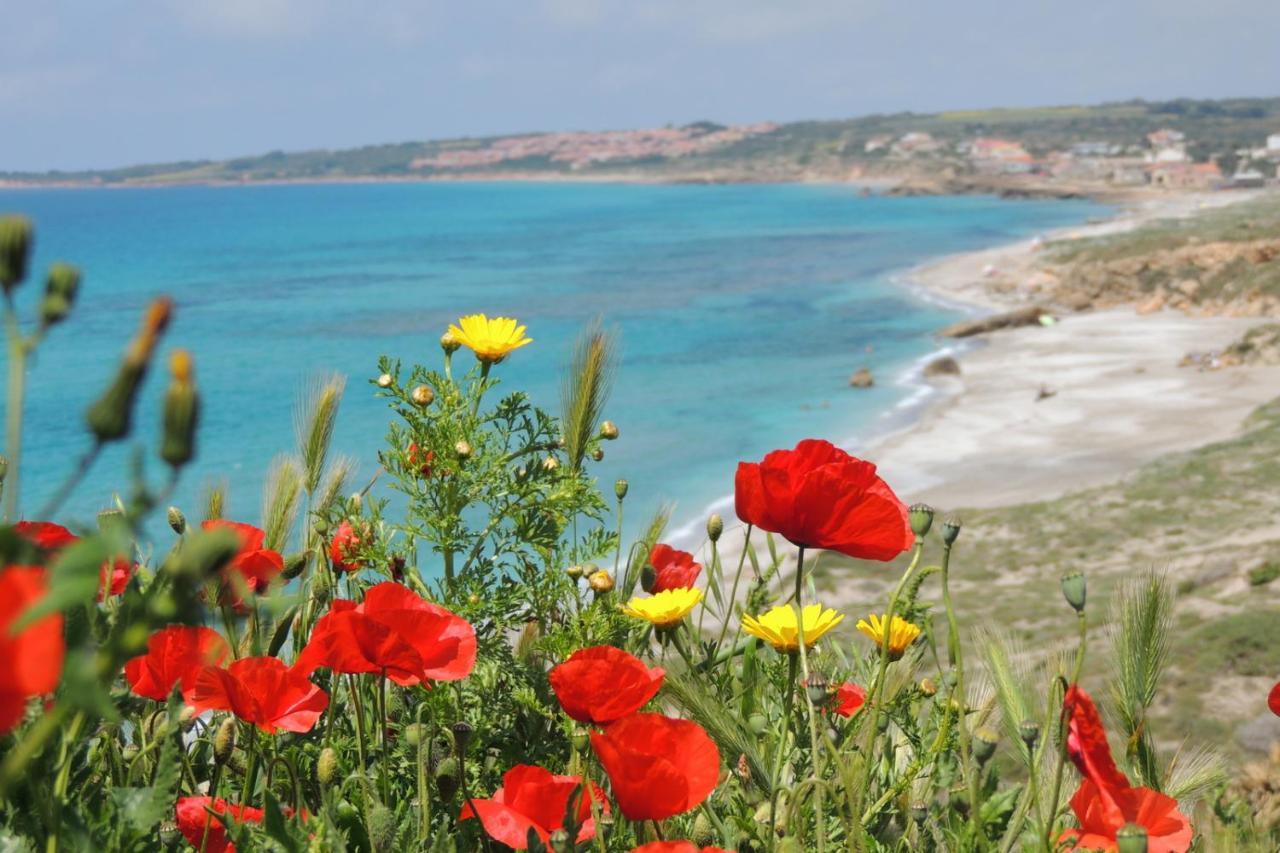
3;0;1279;171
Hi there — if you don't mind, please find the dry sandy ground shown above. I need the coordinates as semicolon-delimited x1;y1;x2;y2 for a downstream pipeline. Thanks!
701;190;1280;577
874;190;1279;510
874;310;1280;510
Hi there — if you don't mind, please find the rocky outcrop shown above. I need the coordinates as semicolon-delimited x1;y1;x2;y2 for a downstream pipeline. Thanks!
848;368;875;388
923;356;962;377
937;306;1052;338
1045;238;1280;317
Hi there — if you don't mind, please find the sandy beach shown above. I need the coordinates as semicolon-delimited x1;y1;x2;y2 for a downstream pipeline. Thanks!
864;190;1280;511
700;189;1280;580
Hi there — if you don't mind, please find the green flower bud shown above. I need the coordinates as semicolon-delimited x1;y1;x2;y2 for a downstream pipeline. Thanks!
941;515;962;545
747;713;768;735
367;804;395;852
640;563;657;593
317;747;338;785
919;677;938;697
452;721;474;753
87;298;172;443
1061;571;1087;613
403;723;426;747
160;350;199;469
707;513;723;542
1019;719;1040;749
804;672;830;706
692;811;715;846
0;216;33;292
159;820;181;848
973;726;999;766
214;718;236;765
908;503;934;537
909;801;929;823
570;726;590;752
548;828;572;853
440;331;461;354
541;455;559;472
40;263;80;327
376;372;393;388
565;564;584;580
411;384;434;407
282;551;308;580
167;505;186;534
599;420;619;440
434;756;460;801
614;478;628;501
590;448;604;462
454;440;472;460
1116;823;1148;853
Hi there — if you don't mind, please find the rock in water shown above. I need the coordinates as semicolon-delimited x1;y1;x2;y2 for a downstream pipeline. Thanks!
923;356;961;378
849;368;875;388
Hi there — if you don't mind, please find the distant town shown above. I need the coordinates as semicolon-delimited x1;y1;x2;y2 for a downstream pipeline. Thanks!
4;96;1280;196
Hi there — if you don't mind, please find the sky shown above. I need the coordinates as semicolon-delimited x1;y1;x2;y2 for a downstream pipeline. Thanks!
2;0;1279;172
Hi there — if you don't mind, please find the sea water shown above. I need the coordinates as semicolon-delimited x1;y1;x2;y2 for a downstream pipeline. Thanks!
0;181;1105;554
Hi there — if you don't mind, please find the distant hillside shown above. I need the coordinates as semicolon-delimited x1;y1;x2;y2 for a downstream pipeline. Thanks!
4;96;1280;189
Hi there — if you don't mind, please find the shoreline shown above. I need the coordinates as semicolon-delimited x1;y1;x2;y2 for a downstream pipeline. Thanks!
691;188;1279;568
871;189;1279;511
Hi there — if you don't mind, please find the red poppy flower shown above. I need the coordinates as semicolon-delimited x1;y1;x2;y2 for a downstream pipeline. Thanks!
0;566;64;733
329;520;362;573
631;844;732;853
14;520;78;552
190;656;328;734
734;439;912;561
295;582;475;686
459;764;608;849
202;520;284;609
98;557;134;600
1060;778;1192;853
1064;685;1130;793
1269;681;1280;717
590;713;720;821
832;681;866;717
647;544;702;593
124;625;230;702
550;645;664;726
175;796;265;853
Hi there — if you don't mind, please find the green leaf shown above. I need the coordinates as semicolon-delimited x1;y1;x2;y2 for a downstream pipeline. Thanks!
261;792;305;853
110;721;181;836
978;784;1021;836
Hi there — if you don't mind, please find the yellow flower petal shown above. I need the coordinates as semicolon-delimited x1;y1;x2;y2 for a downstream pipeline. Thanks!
856;613;921;660
447;313;533;363
741;603;845;653
622;587;703;628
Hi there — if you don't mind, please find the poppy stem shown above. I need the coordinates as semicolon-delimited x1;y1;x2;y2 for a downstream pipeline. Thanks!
792;547;827;852
852;539;924;838
768;651;799;835
940;539;983;844
711;525;753;662
377;673;391;803
3;298;27;523
416;704;431;842
1041;611;1088;852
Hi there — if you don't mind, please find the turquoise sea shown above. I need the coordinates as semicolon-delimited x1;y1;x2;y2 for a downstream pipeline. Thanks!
0;182;1105;547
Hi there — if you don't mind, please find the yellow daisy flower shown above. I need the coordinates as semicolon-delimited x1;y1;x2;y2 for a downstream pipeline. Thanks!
856;613;921;661
741;604;845;653
447;314;533;363
622;587;703;629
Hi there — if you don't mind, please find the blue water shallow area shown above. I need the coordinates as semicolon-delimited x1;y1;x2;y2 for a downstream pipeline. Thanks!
0;181;1106;549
